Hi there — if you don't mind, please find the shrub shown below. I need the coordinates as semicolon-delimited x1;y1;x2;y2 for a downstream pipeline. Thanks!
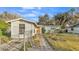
0;29;2;36
0;20;9;35
42;27;46;33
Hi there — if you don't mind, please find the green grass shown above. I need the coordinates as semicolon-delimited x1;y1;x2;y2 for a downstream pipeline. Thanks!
45;33;79;51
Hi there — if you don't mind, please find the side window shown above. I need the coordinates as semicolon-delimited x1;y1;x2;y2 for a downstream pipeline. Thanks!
19;24;25;34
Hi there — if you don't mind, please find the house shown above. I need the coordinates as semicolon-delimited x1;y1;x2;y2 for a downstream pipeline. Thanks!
66;14;79;34
67;24;79;34
39;24;58;33
6;18;41;39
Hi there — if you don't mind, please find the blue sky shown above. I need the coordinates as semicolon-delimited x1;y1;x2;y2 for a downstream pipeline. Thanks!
0;7;74;22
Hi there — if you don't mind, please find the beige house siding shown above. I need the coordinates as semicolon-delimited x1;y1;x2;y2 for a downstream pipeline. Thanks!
11;21;19;38
11;20;35;39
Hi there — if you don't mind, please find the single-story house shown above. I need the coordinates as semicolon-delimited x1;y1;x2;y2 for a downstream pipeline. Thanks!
39;25;59;33
67;23;79;34
67;14;79;34
6;18;41;39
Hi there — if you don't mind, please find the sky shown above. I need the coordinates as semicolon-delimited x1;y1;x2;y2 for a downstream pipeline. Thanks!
0;7;74;22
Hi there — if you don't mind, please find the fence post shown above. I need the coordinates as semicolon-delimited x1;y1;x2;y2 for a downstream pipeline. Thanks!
29;30;33;48
23;32;26;51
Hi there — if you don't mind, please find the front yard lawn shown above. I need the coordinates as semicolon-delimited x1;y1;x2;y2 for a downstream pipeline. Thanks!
45;33;79;51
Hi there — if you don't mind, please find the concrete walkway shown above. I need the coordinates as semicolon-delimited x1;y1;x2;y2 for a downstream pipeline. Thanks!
40;35;53;51
28;35;53;51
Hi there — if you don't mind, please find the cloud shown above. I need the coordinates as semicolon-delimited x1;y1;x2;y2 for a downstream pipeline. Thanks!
32;11;38;14
27;13;36;17
18;9;26;12
49;13;53;17
21;13;38;22
18;7;33;12
18;7;35;12
17;7;43;20
19;7;42;12
23;13;36;17
32;10;44;16
22;7;35;10
22;7;42;10
37;7;42;10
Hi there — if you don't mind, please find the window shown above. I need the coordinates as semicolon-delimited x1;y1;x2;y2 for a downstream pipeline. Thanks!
19;24;25;34
71;28;74;31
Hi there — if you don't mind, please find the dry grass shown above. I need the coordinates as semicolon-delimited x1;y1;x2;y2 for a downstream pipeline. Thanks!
0;36;10;44
32;35;41;48
46;33;79;51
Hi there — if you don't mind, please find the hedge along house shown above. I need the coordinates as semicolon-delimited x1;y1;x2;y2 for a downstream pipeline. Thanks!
6;18;41;39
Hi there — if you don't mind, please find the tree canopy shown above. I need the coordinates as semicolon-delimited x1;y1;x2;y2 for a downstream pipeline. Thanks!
38;14;54;25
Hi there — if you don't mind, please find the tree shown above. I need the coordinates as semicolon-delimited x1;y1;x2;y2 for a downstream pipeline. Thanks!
0;11;21;21
38;14;49;25
38;16;45;25
42;27;46;33
54;12;72;33
0;20;9;35
44;14;49;20
69;8;75;16
54;8;76;26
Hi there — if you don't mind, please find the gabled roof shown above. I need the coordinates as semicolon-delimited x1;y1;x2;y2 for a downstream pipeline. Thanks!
6;18;38;27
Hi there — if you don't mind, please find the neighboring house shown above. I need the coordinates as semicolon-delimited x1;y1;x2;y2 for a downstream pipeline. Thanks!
6;18;41;39
65;14;79;34
67;24;79;34
39;25;58;33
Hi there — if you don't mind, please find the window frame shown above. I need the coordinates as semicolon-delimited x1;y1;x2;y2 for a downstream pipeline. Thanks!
19;24;25;34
